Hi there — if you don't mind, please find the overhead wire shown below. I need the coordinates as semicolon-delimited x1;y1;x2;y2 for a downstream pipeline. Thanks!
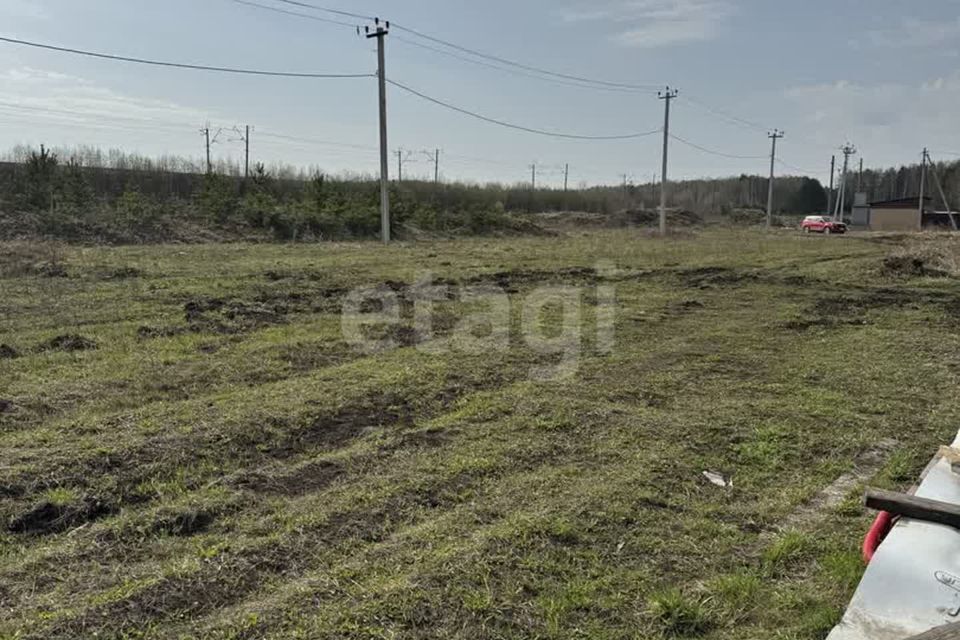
269;0;374;20
387;78;661;140
679;94;771;133
0;35;374;78
227;0;360;28
388;22;662;91
393;36;649;94
237;1;663;92
775;159;826;176
669;133;767;159
257;131;379;153
1;5;842;180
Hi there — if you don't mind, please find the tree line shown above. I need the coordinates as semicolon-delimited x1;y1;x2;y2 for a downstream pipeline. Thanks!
0;144;955;243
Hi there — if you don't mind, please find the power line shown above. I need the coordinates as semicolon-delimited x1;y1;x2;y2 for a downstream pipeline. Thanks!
227;0;360;28
257;131;377;152
269;0;373;21
393;36;646;94
247;0;661;92
0;35;374;78
679;94;770;133
387;78;661;140
776;158;826;176
669;133;767;159
390;22;661;91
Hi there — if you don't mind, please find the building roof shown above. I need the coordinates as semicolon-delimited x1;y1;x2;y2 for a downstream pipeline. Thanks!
870;196;931;209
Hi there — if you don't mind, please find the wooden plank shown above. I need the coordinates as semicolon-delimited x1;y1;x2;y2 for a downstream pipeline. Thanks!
865;488;960;530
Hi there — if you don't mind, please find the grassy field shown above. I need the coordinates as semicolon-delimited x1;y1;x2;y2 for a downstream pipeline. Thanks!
2;229;959;639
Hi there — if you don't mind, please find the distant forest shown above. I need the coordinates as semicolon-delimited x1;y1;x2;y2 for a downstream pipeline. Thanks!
0;144;956;243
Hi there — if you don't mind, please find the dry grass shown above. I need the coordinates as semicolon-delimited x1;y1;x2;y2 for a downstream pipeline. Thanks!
882;232;960;278
0;240;67;278
1;229;958;639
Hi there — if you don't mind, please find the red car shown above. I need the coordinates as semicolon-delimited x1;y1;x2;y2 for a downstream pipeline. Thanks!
801;215;847;234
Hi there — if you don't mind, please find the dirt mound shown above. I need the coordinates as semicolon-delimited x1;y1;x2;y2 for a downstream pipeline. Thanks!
39;334;98;352
620;209;703;227
0;344;19;359
152;509;216;537
882;237;960;278
881;254;948;278
183;297;288;334
8;497;114;535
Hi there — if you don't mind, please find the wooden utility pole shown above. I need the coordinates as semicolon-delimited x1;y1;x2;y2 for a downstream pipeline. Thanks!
857;157;863;193
658;87;678;236
434;148;440;184
396;149;403;182
766;129;784;228
563;163;569;192
531;163;536;190
366;18;390;243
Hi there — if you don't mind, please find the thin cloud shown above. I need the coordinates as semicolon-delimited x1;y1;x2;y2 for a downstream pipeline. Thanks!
0;0;47;20
863;16;960;48
0;67;217;128
782;74;960;154
559;0;735;48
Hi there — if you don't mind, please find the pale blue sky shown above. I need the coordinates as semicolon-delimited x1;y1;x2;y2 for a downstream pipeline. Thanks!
0;0;957;186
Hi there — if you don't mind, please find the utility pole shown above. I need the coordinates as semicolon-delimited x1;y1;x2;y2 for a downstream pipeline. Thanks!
434;148;440;184
199;125;224;175
766;129;784;228
397;149;403;182
200;125;212;175
244;125;251;180
827;155;836;215
857;157;863;193
366;18;390;243
834;144;856;221
919;147;927;219
563;163;569;192
658;87;678;236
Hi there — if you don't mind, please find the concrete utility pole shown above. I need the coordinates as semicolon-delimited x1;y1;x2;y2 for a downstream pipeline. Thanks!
834;144;856;221
531;163;536;190
827;155;836;215
199;125;223;175
563;163;569;192
244;125;251;180
366;18;390;243
918;148;927;219
200;125;212;174
658;87;678;236
434;148;440;184
396;149;403;182
766;129;784;228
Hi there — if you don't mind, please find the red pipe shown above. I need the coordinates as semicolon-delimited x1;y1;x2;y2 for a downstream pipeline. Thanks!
863;511;895;563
